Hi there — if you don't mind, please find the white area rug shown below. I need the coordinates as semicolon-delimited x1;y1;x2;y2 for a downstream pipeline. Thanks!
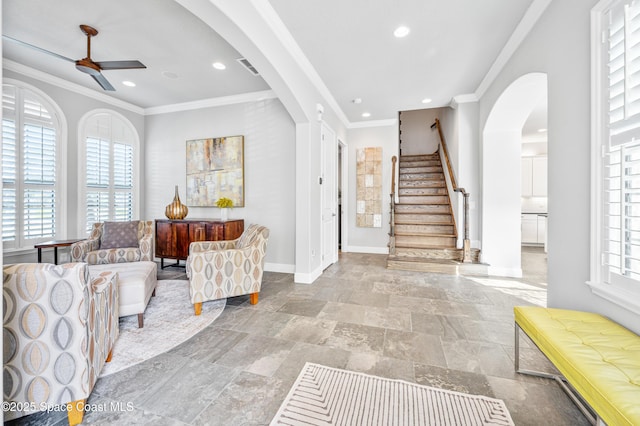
100;279;226;377
271;363;514;426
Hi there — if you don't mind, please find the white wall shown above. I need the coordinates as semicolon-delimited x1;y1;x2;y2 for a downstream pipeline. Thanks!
443;102;481;248
479;0;640;333
145;98;296;271
177;0;349;283
345;123;399;252
400;109;440;155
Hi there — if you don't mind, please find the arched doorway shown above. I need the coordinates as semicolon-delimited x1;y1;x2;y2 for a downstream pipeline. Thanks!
482;73;548;277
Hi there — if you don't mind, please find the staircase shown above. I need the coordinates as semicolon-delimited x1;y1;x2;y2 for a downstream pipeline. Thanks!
387;152;483;274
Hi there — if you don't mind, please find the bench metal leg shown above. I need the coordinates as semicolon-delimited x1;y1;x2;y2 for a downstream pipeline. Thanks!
514;322;598;425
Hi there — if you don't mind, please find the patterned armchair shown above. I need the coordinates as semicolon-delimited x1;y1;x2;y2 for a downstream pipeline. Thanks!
186;224;269;315
3;263;119;425
71;220;154;265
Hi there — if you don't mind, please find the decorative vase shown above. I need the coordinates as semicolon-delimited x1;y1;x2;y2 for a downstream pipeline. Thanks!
165;185;188;219
220;208;229;221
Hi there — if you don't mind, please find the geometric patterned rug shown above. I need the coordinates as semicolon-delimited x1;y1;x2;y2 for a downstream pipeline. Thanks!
99;279;225;377
270;363;514;426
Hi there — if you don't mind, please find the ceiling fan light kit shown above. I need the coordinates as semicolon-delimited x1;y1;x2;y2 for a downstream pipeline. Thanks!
4;24;146;91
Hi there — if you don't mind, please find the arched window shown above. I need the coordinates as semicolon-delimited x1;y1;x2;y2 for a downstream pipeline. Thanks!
78;110;139;234
2;81;66;250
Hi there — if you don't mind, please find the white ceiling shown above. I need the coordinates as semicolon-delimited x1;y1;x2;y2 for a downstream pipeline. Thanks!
3;0;536;124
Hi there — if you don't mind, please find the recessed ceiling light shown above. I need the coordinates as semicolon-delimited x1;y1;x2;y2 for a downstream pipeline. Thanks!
122;81;136;87
212;62;226;70
394;26;410;38
162;71;179;79
362;112;371;118
422;98;432;104
537;128;547;133
352;98;362;104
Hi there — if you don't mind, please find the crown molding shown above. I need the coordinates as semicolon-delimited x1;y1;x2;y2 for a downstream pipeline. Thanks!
450;94;479;109
474;0;553;99
348;118;397;129
144;90;278;115
2;59;145;114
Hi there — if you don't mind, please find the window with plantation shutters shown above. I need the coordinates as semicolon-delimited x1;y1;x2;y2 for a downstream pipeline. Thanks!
80;112;137;234
2;83;62;250
590;0;640;313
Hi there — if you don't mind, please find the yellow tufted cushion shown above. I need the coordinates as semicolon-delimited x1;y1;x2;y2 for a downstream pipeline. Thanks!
514;306;640;426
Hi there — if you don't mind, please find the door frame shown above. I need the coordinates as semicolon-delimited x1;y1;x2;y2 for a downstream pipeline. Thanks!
320;122;338;268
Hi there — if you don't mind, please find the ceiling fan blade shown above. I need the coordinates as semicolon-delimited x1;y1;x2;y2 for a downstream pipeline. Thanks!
3;34;76;63
95;60;146;70
91;73;115;91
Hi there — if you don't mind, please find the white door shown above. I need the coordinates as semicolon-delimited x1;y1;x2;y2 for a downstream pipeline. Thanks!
321;123;338;269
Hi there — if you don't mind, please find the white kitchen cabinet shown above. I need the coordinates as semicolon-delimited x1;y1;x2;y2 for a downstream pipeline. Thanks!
521;156;547;197
521;213;547;245
532;157;547;196
521;157;533;196
521;214;538;244
537;215;547;245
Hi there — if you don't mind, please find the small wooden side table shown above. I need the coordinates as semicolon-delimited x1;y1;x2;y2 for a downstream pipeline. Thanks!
34;239;82;264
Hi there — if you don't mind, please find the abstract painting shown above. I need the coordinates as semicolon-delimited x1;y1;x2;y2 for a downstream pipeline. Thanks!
186;135;244;207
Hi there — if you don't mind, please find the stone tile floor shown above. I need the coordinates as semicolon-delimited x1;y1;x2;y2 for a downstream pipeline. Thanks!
9;249;590;425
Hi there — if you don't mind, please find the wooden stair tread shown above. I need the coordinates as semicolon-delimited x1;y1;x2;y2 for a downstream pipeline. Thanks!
395;222;455;226
395;232;456;237
387;256;460;265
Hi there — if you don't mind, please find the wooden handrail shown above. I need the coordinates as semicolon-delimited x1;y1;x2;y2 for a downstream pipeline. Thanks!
432;118;457;189
389;156;397;250
431;118;472;262
391;156;397;197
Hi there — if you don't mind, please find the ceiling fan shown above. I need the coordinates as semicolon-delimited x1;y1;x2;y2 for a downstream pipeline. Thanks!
3;24;146;91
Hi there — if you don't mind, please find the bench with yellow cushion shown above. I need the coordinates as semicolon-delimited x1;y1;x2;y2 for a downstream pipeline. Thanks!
514;306;640;426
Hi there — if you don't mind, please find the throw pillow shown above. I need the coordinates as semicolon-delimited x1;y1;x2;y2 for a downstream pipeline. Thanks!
100;221;140;249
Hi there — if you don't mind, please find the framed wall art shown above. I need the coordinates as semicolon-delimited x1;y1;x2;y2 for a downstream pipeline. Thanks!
186;135;245;207
356;147;382;228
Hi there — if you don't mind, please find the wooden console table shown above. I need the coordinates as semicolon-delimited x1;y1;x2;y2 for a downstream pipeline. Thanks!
155;218;244;268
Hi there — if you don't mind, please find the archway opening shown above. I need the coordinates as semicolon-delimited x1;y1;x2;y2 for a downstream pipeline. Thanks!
482;72;548;278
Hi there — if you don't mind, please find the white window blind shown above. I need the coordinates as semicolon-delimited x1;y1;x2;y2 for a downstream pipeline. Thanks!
84;135;134;233
2;84;60;249
602;0;640;287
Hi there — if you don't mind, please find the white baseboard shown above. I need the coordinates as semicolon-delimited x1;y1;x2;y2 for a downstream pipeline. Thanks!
487;266;523;278
265;262;295;274
343;246;389;254
294;265;323;284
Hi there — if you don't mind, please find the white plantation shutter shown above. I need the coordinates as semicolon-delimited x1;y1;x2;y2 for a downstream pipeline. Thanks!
2;117;17;243
602;0;640;288
608;1;640;145
85;137;111;231
2;83;61;249
82;113;136;233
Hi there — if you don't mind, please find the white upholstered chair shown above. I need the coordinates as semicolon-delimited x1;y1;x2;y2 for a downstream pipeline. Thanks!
186;224;269;315
3;262;118;425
